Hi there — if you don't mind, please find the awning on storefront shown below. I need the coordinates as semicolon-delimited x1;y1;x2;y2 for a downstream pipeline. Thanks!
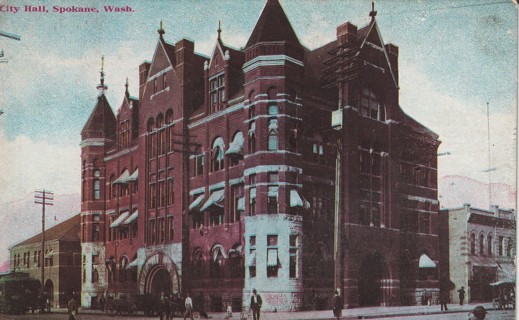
267;249;278;267
200;189;225;212
247;251;256;267
418;254;437;268
225;132;244;157
110;211;129;228
189;194;205;211
124;210;138;224
113;169;131;184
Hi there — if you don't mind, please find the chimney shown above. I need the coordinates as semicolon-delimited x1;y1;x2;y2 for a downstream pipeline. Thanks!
337;21;357;45
139;62;151;100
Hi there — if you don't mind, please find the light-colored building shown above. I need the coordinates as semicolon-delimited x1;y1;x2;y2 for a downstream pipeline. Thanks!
439;204;516;303
9;214;81;308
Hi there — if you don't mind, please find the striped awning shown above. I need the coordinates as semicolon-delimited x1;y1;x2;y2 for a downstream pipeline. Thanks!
189;194;205;211
200;189;225;212
419;254;437;268
237;197;245;211
225;132;244;157
110;211;129;228
113;170;131;184
127;169;138;182
124;210;138;224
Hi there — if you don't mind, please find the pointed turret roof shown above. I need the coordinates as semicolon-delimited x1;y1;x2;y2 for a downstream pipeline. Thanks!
246;0;300;48
81;94;116;139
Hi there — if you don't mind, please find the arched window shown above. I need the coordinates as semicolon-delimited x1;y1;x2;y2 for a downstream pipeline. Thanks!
360;88;385;121
507;238;513;257
268;119;278;151
470;232;476;255
487;234;493;256
212;137;224;172
192;248;204;279
268;104;279;115
248;122;256;154
157;114;165;155
93;169;101;200
229;244;243;278
210;245;225;279
479;234;485;255
165;109;173;124
147;118;155;132
119;256;128;282
166;109;175;152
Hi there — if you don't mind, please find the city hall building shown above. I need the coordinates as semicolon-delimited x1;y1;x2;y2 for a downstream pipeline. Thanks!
80;0;440;310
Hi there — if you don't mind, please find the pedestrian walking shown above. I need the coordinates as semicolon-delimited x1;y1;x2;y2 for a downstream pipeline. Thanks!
332;290;342;320
184;292;194;320
458;286;466;305
67;295;78;320
250;289;263;320
439;289;449;311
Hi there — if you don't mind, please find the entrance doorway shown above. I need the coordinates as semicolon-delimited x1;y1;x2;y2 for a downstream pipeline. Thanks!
358;253;385;306
44;279;54;307
148;267;173;296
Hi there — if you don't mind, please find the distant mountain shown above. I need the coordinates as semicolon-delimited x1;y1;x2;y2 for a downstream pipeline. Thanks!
439;175;516;211
0;175;515;267
0;193;80;263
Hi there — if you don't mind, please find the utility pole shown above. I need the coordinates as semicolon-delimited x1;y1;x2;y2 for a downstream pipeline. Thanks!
35;189;53;310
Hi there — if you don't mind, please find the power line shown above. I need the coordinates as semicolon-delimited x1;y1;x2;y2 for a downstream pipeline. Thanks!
378;1;511;17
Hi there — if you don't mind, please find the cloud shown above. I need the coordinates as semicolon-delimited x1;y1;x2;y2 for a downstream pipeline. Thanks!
0;131;81;204
399;63;516;186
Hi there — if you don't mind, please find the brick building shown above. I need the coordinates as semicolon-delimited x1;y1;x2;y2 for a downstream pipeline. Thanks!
9;214;81;308
439;204;516;303
80;0;440;310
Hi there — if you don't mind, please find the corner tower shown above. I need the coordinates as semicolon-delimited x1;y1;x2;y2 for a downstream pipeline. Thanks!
80;57;116;307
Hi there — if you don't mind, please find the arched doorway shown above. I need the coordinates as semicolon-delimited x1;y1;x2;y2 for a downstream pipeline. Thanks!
358;253;386;306
148;267;173;296
139;252;180;295
44;279;54;307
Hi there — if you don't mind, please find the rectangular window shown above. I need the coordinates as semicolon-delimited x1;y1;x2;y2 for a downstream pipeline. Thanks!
92;224;100;241
150;219;156;244
94;180;101;200
158;218;165;243
499;236;504;256
167;216;174;242
163;73;167;89
249;249;256;278
193;154;204;177
158;181;166;208
267;187;278;214
210;211;223;226
149;183;156;209
267;235;279;277
168;178;174;205
249;187;256;216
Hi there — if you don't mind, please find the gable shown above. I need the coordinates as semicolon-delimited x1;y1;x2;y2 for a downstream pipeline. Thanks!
209;41;225;73
148;41;174;79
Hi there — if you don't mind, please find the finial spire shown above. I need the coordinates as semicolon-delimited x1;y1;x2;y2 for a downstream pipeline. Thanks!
125;77;129;98
96;56;108;95
158;20;165;39
369;1;377;21
217;19;222;40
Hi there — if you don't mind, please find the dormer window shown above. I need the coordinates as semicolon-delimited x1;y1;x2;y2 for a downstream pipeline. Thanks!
360;88;385;121
210;75;225;113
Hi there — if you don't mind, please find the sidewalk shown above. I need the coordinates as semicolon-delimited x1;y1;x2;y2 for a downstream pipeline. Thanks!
51;302;497;319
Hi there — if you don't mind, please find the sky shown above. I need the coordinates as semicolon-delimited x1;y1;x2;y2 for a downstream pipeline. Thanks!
0;0;516;208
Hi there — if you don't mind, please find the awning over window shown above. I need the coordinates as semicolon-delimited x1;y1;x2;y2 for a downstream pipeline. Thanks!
124;210;138;224
189;194;205;211
267;249;278;267
200;189;225;212
127;169;138;182
237;197;245;212
110;211;130;228
290;189;310;208
419;254;437;268
225;132;244;157
248;122;256;136
113;170;131;184
247;251;256;267
249;188;256;203
128;258;138;268
229;245;243;256
268;186;278;197
45;250;53;258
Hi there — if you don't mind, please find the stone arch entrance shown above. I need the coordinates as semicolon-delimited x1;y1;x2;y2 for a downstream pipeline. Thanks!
44;279;54;307
139;252;180;295
357;253;389;307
